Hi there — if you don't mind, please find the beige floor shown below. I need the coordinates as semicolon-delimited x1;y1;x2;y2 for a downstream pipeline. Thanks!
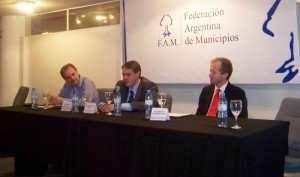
285;172;300;177
0;157;14;177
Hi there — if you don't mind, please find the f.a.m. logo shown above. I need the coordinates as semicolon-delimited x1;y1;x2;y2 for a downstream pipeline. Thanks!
160;14;173;37
158;14;179;47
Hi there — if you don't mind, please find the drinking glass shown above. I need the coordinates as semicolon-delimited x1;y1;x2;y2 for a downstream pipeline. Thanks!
42;90;50;109
82;91;90;105
230;100;242;129
105;91;113;115
157;93;167;108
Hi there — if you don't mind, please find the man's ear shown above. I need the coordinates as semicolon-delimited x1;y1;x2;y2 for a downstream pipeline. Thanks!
223;72;229;79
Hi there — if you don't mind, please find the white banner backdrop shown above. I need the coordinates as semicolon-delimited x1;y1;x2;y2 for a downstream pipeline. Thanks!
124;0;299;84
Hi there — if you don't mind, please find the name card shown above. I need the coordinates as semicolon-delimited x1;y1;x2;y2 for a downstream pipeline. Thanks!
61;100;72;112
150;108;170;121
84;102;98;114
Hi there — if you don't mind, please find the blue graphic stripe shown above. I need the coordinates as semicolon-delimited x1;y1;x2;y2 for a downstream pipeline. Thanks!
275;32;299;83
262;0;281;37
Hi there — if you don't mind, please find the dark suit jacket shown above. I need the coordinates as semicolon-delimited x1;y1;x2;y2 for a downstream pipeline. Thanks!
196;82;248;118
116;77;159;111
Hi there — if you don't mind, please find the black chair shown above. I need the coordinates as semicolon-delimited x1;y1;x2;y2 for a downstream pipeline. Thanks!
13;86;29;106
165;93;173;112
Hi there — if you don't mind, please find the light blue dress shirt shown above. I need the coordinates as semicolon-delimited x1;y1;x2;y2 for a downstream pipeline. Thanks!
58;76;99;106
122;79;140;111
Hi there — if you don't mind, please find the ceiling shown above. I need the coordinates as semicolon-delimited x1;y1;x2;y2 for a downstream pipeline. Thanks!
0;0;113;17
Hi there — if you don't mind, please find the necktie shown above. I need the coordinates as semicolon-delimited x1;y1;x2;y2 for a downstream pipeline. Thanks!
207;88;221;117
128;90;134;103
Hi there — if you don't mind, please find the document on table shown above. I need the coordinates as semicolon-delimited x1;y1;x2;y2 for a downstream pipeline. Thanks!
169;113;194;118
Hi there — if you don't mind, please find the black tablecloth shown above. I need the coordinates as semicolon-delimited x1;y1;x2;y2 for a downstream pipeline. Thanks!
0;106;289;177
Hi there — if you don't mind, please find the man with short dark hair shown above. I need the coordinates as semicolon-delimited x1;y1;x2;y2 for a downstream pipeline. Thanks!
100;60;158;112
50;63;99;105
196;57;248;118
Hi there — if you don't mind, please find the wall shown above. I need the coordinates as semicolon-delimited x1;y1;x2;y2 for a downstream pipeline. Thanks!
0;16;25;106
23;25;122;104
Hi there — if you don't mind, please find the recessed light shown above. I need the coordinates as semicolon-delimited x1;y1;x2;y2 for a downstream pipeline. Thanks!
16;0;35;13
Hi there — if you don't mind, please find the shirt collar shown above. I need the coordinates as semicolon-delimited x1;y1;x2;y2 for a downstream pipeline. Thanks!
77;76;84;87
215;81;228;93
130;79;140;95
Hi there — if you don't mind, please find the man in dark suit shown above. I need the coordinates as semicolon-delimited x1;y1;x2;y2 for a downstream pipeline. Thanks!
196;57;248;118
100;60;158;112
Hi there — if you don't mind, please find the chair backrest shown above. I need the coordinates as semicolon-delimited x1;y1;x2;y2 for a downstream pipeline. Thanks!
97;88;114;103
13;86;29;106
165;93;173;112
275;97;300;158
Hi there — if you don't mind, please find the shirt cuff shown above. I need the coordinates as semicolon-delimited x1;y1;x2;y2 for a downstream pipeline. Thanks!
122;103;132;111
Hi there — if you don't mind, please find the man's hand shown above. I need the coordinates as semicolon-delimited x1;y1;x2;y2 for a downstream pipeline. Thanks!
49;96;63;105
99;103;114;112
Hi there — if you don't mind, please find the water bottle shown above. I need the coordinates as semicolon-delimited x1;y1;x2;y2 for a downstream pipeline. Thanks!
145;89;153;119
31;87;38;110
217;92;228;128
113;86;122;117
72;88;79;112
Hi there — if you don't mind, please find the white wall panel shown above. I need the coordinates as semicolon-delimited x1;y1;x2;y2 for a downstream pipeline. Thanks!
23;25;122;103
0;16;25;106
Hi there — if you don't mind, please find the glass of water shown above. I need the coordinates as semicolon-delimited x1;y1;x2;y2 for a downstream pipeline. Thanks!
230;100;242;129
105;91;113;115
157;93;167;108
82;91;90;105
42;90;50;109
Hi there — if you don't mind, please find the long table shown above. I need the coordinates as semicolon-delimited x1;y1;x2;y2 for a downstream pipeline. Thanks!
0;106;289;177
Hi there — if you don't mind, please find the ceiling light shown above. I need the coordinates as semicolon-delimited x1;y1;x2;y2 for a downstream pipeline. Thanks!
109;9;114;20
16;0;35;13
76;15;81;24
96;15;107;21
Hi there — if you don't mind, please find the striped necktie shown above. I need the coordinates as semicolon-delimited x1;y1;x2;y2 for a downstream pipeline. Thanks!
128;90;134;103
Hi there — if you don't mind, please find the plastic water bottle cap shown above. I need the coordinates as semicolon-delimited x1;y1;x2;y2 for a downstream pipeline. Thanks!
220;92;225;97
115;86;120;92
